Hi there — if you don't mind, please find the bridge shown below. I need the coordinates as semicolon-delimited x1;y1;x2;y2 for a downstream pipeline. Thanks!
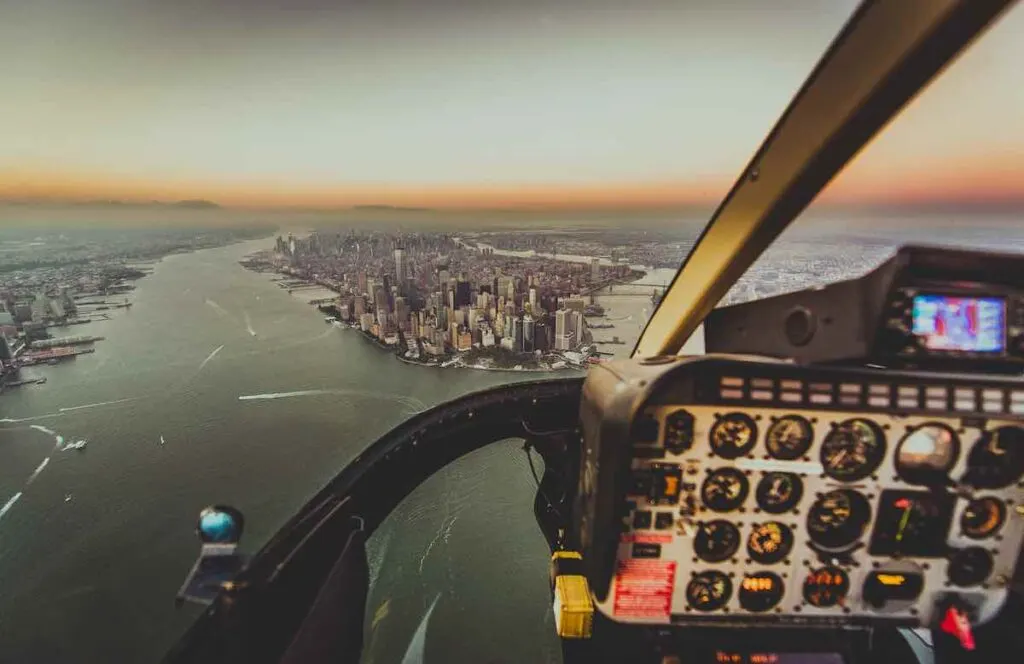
580;276;670;297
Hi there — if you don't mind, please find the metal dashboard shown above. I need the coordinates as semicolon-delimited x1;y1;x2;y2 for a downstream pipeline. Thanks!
576;355;1024;630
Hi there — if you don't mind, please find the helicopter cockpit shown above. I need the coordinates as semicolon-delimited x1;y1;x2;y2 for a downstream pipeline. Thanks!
163;1;1024;663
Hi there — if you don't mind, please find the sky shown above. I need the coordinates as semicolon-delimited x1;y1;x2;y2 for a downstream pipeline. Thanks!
2;0;1023;211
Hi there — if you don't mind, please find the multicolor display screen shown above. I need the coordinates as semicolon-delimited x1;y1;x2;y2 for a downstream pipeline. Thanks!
911;294;1005;353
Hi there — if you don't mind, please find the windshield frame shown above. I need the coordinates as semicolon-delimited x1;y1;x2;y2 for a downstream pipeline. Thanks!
631;0;1018;359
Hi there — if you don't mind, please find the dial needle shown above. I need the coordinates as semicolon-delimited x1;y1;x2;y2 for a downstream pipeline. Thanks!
895;505;912;542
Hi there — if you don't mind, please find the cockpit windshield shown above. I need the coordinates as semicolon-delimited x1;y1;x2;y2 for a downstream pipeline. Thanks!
1;2;1023;663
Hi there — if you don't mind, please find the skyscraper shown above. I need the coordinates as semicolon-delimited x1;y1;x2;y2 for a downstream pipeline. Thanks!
394;248;406;290
555;310;568;351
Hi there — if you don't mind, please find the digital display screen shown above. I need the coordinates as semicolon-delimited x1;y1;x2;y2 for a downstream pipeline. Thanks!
911;294;1005;353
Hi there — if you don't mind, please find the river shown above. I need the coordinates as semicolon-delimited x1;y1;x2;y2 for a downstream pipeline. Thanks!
0;238;558;663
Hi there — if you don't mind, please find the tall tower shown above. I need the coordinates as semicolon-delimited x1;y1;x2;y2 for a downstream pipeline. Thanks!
395;248;406;287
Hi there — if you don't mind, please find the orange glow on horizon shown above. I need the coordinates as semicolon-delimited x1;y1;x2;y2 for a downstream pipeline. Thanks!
3;154;1024;212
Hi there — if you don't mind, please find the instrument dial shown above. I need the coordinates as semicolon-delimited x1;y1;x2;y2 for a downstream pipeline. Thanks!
947;547;994;587
694;520;741;563
964;426;1024;489
663;409;695;454
766;415;814;460
738;572;784;613
747;522;793;564
895;423;959;484
755;473;803;514
709;412;758;459
821;419;887;482
961;497;1006;540
701;468;750;512
867;490;955;558
803;567;849;608
807;489;872;550
686;570;732;612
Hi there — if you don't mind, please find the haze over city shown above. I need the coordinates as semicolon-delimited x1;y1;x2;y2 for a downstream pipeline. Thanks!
3;0;1024;213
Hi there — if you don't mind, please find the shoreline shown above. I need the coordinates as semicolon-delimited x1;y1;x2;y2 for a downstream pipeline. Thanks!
342;322;583;374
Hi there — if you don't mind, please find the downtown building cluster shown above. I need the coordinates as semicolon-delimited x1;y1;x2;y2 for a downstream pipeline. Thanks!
272;232;629;360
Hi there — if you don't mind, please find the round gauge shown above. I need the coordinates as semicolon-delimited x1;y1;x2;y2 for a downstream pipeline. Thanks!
803;567;850;608
820;419;887;482
701;468;750;512
663;409;695;454
686;570;732;612
694;520;741;562
747;522;794;564
961;497;1006;539
947;547;994;587
895;423;959;483
807;489;872;550
709;412;758;459
755;473;803;514
738;572;784;613
766;415;814;460
964;426;1024;490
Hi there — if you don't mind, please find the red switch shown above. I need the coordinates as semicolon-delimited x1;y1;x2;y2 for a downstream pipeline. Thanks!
940;605;976;651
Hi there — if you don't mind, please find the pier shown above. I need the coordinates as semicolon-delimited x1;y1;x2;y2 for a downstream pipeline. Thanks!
30;335;105;349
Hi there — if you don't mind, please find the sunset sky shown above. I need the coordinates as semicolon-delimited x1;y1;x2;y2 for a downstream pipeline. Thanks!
2;0;1023;211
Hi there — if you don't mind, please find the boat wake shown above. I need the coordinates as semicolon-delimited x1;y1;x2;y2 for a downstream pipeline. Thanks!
238;389;428;413
25;457;50;485
400;594;441;664
244;310;257;337
0;493;22;522
205;299;230;317
239;390;329;401
198;344;225;371
59;398;135;413
418;515;458;574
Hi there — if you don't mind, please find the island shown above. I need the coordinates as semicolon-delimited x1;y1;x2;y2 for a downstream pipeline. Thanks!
241;230;653;372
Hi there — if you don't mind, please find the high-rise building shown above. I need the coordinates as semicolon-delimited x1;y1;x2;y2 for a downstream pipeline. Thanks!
555;309;580;351
535;320;552;352
528;287;537;312
394;248;406;290
591;258;601;282
571;311;585;347
455;280;472;308
0;332;11;365
395;297;409;331
523;315;535;352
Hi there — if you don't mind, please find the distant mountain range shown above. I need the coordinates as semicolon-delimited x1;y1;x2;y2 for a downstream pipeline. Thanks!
351;204;434;212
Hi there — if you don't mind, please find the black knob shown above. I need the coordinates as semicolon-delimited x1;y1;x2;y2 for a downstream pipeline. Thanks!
784;307;817;347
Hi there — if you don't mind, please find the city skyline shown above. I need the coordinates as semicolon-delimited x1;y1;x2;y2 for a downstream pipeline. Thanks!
4;1;1024;211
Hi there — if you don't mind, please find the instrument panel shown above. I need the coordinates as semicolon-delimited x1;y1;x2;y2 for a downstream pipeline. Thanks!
596;397;1024;628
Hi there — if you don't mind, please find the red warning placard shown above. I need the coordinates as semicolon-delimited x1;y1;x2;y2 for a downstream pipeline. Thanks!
613;559;676;620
